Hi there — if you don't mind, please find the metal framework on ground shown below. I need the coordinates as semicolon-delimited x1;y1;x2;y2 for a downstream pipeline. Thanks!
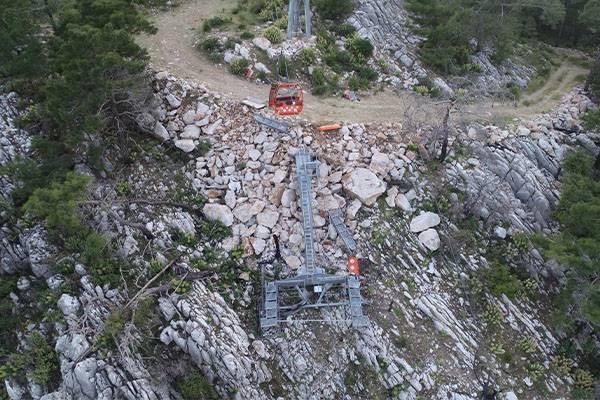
259;148;368;331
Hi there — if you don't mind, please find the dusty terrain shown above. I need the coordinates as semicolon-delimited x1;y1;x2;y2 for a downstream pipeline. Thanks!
138;0;589;125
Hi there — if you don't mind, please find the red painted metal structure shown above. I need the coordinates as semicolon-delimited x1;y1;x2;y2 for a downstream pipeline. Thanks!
268;81;304;115
347;256;360;276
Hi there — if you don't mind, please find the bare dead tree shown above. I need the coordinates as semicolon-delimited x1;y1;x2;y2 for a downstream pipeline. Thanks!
438;101;455;162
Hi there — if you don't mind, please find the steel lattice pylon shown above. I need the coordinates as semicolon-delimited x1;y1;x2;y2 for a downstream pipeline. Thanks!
286;0;311;39
259;149;368;331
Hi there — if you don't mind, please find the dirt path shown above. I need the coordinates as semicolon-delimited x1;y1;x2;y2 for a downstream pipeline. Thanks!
138;0;588;125
520;62;589;108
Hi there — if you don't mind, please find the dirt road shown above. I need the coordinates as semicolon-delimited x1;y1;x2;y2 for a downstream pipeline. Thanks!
138;0;589;125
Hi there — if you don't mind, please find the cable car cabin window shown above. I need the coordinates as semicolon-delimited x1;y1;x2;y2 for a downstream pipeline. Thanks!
276;88;299;105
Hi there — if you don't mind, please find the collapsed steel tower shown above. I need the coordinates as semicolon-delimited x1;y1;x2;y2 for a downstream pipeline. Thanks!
259;149;368;331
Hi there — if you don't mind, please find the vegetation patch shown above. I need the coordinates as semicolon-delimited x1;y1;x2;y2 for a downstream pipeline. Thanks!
202;16;231;32
176;370;219;400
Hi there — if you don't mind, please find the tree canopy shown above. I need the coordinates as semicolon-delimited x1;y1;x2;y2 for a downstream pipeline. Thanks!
406;0;600;74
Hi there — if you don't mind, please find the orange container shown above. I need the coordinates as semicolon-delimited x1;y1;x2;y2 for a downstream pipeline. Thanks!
317;123;341;132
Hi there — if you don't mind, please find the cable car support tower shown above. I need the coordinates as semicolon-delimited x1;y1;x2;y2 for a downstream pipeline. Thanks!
287;0;312;39
259;149;368;331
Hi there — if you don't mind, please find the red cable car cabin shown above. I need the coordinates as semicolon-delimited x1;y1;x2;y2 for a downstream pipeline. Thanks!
269;81;303;115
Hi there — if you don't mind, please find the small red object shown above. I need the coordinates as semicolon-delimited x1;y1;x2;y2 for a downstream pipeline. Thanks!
269;81;303;115
347;256;360;276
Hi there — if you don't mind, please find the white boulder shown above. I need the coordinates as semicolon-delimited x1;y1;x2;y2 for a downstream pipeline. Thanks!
57;294;80;316
174;139;196;153
370;152;393;175
203;203;234;227
257;209;279;228
395;193;411;212
418;229;440;251
153;122;170;142
253;37;272;51
180;125;200;139
342;168;387;206
409;212;440;233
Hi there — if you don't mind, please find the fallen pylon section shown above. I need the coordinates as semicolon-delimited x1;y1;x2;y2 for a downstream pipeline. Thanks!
328;209;357;252
253;113;291;133
259;148;368;331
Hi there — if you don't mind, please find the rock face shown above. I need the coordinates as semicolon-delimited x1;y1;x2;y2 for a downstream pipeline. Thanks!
159;283;270;399
348;1;534;95
448;88;594;232
342;168;387;205
1;90;31;275
409;212;441;233
2;74;594;400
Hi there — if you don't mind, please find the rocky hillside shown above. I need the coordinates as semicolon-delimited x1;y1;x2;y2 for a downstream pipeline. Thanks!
2;68;598;400
348;0;537;95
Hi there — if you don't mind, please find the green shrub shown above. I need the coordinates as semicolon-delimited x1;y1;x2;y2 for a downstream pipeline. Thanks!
276;55;295;77
224;37;240;50
171;278;191;294
582;108;600;131
483;303;503;327
573;369;594;389
200;37;221;52
23;172;90;241
199;219;231;242
311;67;337;95
133;296;156;328
323;49;354;73
414;85;429;95
116;181;131;197
526;362;545;381
489;340;505;355
274;15;288;29
486;263;522;299
508;83;522;100
264;25;283;44
315;30;335;53
202;16;230;32
97;310;126;349
0;157;50;207
331;23;356;37
249;0;285;21
348;76;361;91
0;332;60;385
462;63;483;73
347;75;373;91
518;336;537;354
28;332;59;385
207;51;223;63
346;35;374;60
552;355;575;375
357;66;378;82
296;48;317;67
314;0;354;21
177;371;218;400
240;31;254;40
171;229;198;247
229;58;250;76
586;58;600;102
